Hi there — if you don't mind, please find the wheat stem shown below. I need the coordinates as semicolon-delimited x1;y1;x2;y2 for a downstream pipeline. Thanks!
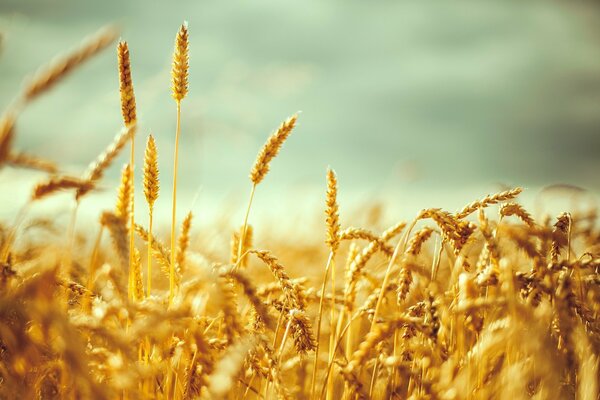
310;251;333;400
128;136;135;302
147;210;153;296
238;184;256;267
169;101;181;305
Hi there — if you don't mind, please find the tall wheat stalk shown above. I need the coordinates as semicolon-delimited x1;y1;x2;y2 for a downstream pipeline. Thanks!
117;41;137;301
169;22;189;304
239;114;298;268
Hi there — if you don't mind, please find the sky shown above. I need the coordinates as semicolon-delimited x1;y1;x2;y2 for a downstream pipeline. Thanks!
1;0;599;226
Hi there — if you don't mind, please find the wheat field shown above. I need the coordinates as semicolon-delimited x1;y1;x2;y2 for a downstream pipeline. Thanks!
0;23;599;400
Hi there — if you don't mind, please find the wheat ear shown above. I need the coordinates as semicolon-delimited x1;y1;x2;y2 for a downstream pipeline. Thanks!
176;211;193;277
117;41;137;127
169;22;189;305
456;187;523;219
0;112;16;164
231;225;253;268
7;152;58;174
32;176;94;201
499;202;535;227
23;25;118;102
77;124;136;199
143;134;159;295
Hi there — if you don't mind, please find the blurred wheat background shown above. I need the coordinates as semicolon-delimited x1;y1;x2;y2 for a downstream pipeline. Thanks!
1;0;600;224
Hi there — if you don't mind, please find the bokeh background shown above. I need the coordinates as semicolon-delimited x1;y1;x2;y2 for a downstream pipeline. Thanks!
1;0;600;229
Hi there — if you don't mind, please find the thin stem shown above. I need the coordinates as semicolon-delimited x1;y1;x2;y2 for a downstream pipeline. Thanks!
319;311;361;400
169;100;181;305
310;251;334;400
147;209;153;297
238;184;256;268
129;131;135;302
277;315;294;365
84;226;104;313
87;226;104;290
64;199;80;278
1;201;30;261
327;256;337;399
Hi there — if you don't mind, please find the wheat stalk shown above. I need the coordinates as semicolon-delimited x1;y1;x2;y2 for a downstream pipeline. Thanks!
116;40;138;303
237;113;298;280
169;22;190;305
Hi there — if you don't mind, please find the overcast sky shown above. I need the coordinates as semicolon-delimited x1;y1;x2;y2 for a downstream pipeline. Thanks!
1;0;599;224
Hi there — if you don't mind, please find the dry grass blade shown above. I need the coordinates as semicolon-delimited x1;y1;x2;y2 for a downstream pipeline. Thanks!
23;25;118;101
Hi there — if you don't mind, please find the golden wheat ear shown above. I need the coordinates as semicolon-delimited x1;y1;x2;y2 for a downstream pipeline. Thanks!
143;135;159;208
171;22;189;102
325;167;340;253
115;163;132;223
117;41;137;127
249;113;298;186
143;134;159;296
23;25;118;103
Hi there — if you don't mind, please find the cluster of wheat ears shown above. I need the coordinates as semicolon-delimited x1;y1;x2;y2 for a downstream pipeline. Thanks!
0;23;598;400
